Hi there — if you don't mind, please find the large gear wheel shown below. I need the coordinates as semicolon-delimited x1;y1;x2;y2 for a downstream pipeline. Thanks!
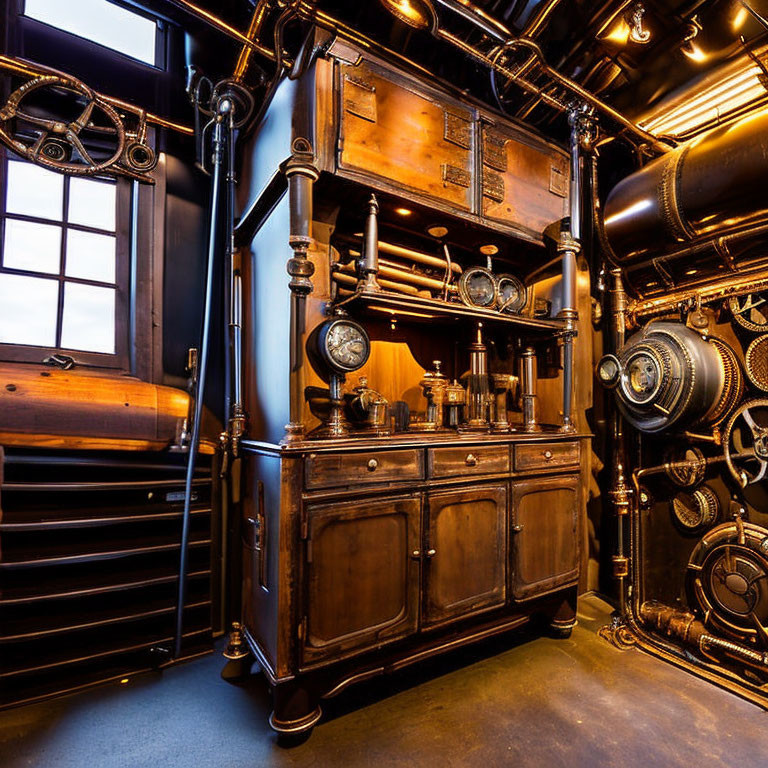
723;399;768;487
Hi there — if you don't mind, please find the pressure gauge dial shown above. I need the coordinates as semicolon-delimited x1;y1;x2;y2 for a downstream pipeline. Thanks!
497;275;527;314
458;267;497;308
596;354;621;389
316;318;370;375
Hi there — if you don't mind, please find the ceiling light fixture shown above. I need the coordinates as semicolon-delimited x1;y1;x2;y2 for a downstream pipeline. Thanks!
639;56;768;138
379;0;435;30
394;207;413;216
627;3;651;44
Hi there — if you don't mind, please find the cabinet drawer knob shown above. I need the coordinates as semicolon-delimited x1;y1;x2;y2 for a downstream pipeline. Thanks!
367;458;379;471
426;548;436;558
543;450;553;460
512;524;524;533
411;549;421;559
465;453;478;466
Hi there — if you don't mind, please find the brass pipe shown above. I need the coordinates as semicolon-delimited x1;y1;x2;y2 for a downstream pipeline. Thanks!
336;261;451;293
438;31;670;151
162;0;277;61
0;54;194;136
332;268;423;296
522;0;564;37
233;0;273;83
630;267;768;320
350;241;462;274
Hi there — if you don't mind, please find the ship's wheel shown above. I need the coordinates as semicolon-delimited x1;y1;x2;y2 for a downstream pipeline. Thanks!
687;520;768;648
0;72;125;175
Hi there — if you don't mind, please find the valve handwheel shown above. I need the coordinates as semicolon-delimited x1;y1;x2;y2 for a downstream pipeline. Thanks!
723;399;768;487
0;73;126;175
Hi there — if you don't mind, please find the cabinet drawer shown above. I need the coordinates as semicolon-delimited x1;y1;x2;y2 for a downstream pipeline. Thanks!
305;449;424;490
514;442;579;472
428;446;509;479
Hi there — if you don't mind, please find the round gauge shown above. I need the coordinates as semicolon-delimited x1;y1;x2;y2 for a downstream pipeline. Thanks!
672;486;719;532
317;318;370;374
621;350;661;404
458;267;497;308
596;354;621;389
496;275;527;314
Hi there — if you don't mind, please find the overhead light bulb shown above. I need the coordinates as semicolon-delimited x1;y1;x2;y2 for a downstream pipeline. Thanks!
379;0;435;30
733;6;749;29
627;3;651;44
683;42;709;62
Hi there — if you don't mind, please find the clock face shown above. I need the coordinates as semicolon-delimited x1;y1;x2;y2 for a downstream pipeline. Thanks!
322;320;370;373
497;275;526;313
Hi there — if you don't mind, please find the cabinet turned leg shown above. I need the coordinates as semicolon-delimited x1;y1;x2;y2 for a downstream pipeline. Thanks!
269;681;322;738
549;588;578;639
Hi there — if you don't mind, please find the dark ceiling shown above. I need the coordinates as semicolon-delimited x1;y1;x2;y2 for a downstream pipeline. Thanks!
149;0;768;147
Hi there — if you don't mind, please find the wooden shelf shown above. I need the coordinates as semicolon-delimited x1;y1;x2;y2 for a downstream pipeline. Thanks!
336;290;566;333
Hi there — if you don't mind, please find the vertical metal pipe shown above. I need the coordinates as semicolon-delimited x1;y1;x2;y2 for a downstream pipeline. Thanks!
520;347;541;432
175;114;225;659
283;140;319;442
608;268;630;613
129;180;140;377
359;194;381;292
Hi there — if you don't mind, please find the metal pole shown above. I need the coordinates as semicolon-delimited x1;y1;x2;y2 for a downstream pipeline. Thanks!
174;105;228;659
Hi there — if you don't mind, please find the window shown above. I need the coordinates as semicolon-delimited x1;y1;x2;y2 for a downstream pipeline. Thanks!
23;0;160;66
0;155;129;365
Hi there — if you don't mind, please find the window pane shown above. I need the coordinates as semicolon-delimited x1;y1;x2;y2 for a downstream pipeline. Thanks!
0;273;58;347
68;178;117;231
65;230;116;283
6;160;64;220
24;0;157;65
3;219;62;274
61;282;115;353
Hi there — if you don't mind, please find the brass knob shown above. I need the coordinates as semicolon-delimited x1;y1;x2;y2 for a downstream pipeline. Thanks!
512;524;524;533
367;458;379;471
411;550;421;559
543;450;553;460
426;548;436;557
465;453;478;466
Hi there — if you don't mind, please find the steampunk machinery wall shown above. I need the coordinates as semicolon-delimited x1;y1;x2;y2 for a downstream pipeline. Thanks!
598;103;768;706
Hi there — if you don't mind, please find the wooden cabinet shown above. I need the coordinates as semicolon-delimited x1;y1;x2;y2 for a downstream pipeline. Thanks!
423;485;507;627
302;495;420;665
510;475;580;601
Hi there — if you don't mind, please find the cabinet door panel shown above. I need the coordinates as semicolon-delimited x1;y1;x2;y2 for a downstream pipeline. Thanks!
303;496;420;665
424;485;507;627
511;475;579;600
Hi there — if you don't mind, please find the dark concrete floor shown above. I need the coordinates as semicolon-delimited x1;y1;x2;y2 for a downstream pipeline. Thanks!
1;595;766;768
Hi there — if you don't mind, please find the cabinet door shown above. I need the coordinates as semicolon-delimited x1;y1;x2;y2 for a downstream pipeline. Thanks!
302;495;420;665
423;485;507;627
511;475;580;601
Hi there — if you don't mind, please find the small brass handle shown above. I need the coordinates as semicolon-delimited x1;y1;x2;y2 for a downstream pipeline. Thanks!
512;524;524;533
465;453;478;466
426;548;436;557
367;458;379;471
543;450;553;460
411;549;421;559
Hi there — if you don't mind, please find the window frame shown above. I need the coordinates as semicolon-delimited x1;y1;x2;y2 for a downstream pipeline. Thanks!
19;0;166;70
0;148;132;370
